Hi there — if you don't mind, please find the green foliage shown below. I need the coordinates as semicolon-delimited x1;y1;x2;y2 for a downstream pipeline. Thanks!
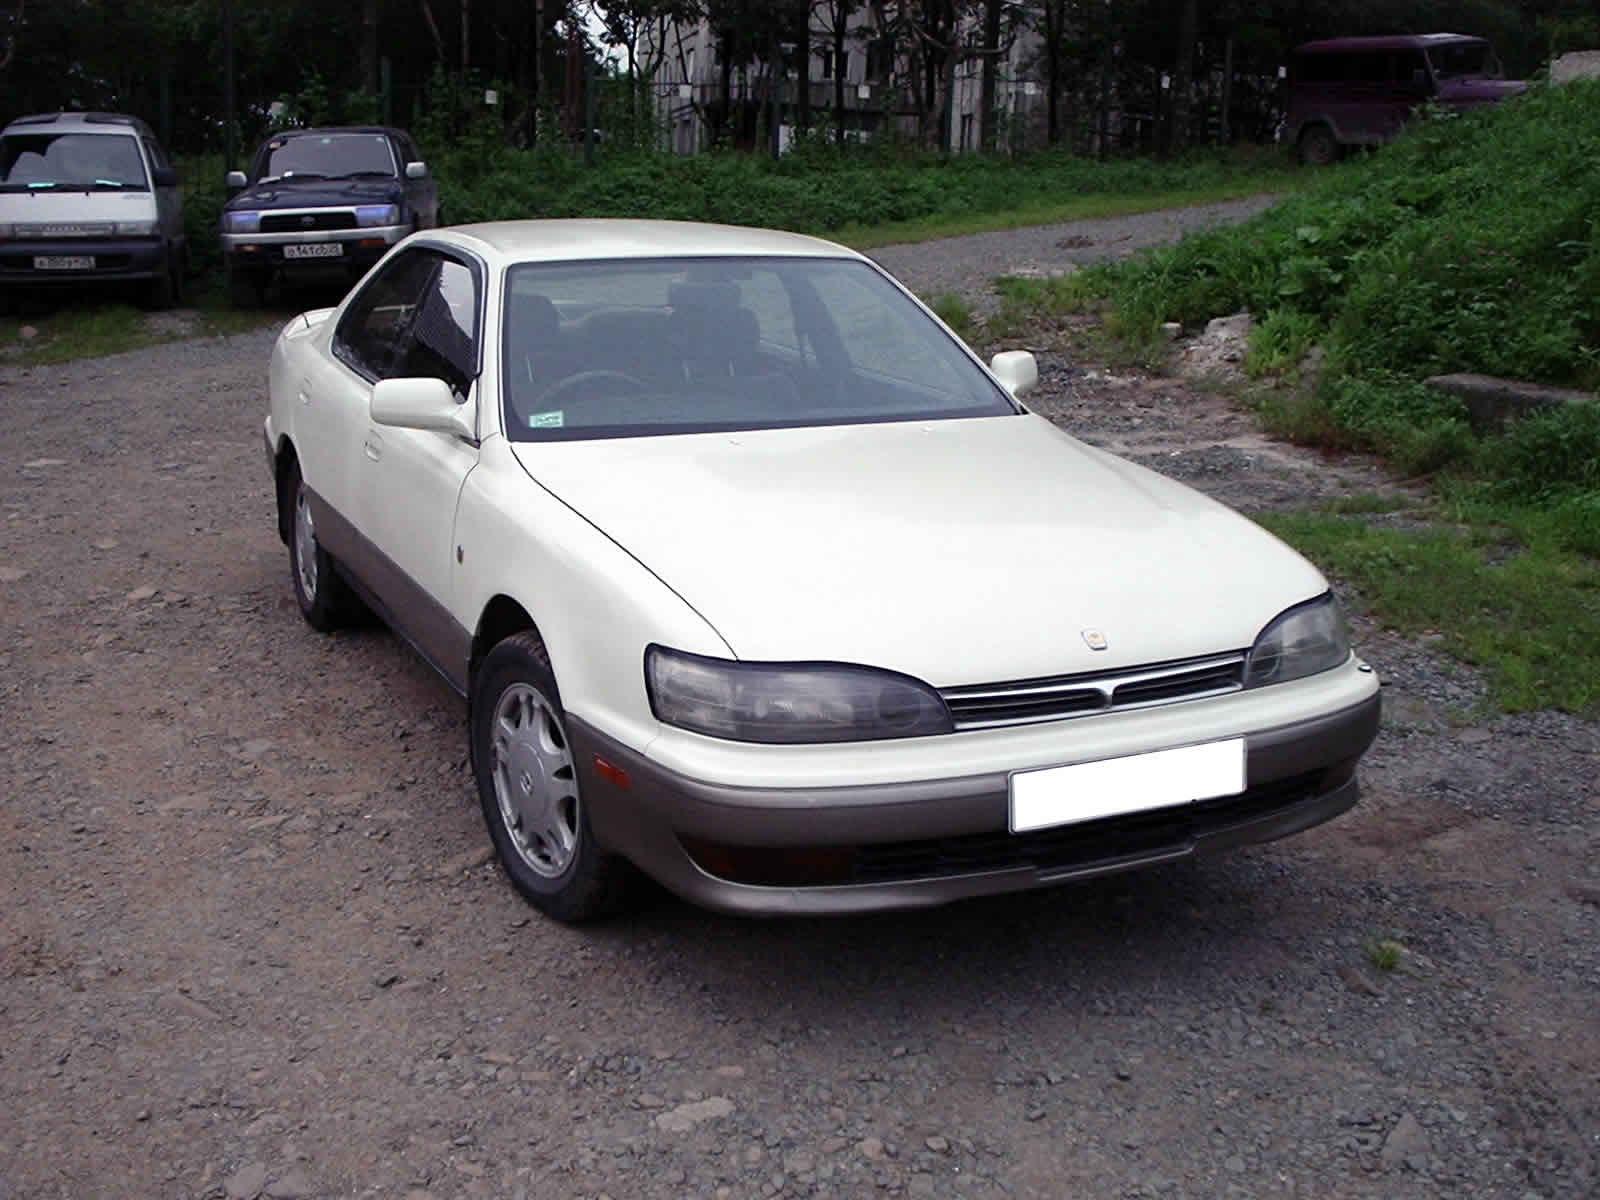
1258;509;1600;716
928;293;977;345
1072;80;1600;505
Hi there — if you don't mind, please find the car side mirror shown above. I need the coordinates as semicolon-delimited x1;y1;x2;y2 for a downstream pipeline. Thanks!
989;350;1038;398
371;377;475;439
225;169;248;192
405;161;429;180
152;166;179;187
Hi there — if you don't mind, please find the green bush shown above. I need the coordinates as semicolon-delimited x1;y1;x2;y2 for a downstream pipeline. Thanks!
1073;79;1600;504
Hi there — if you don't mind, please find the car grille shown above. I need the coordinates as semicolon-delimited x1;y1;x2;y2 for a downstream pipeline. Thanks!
939;652;1247;731
851;769;1325;884
260;211;357;233
679;767;1338;889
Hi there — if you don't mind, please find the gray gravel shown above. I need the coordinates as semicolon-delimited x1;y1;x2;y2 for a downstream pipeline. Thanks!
2;210;1597;1199
869;194;1279;311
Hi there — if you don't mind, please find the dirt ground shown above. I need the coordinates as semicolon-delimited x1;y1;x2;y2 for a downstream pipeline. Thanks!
1;301;1597;1200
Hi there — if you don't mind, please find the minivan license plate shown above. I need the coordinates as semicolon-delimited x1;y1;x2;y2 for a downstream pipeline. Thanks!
283;243;342;260
34;255;94;270
1009;738;1245;833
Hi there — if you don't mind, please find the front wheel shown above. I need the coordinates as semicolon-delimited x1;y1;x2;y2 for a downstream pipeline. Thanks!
285;465;355;632
471;632;632;922
1298;124;1339;166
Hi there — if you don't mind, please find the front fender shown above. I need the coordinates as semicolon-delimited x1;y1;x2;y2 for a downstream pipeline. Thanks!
452;436;732;753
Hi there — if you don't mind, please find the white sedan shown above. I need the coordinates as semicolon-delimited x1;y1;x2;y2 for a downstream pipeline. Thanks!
264;219;1380;922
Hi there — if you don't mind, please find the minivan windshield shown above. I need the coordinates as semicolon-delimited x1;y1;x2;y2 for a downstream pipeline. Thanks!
0;132;149;192
1428;41;1500;79
501;256;1016;441
257;133;397;182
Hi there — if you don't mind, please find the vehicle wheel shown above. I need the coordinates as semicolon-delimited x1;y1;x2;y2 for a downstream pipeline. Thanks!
471;632;632;923
145;248;177;310
228;265;265;309
1298;124;1339;167
286;464;354;632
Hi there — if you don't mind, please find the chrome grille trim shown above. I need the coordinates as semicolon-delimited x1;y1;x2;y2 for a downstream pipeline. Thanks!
940;652;1247;731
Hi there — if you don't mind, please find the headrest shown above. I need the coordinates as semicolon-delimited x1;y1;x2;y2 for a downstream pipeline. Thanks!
669;281;739;315
508;294;559;344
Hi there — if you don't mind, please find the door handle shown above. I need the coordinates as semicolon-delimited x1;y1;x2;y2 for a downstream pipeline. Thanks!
363;433;383;462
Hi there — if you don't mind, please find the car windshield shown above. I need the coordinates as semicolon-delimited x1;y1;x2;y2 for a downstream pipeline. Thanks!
1427;41;1499;79
258;133;396;181
501;256;1016;441
0;132;149;191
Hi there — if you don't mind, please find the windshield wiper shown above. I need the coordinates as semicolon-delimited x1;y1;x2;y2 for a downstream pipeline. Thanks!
260;171;331;184
330;170;397;179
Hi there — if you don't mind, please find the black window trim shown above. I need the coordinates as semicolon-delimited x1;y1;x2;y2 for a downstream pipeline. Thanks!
332;241;488;399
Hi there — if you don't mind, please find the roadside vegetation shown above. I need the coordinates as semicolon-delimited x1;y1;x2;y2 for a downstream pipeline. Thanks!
980;81;1600;717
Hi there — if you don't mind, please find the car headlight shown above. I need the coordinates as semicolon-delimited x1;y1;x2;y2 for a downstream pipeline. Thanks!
114;220;158;236
223;210;261;234
646;646;954;743
1245;593;1350;687
355;203;400;228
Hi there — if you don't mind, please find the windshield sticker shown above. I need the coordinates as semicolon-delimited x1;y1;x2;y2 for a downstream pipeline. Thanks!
528;410;565;429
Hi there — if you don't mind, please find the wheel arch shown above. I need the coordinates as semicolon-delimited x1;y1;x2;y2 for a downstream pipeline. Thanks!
273;436;300;546
470;594;545;694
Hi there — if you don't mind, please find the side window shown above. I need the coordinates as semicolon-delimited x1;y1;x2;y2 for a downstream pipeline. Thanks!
333;250;439;381
405;257;480;397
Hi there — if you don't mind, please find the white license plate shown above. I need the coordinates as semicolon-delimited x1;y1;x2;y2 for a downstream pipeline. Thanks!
1009;738;1245;833
34;255;94;270
283;243;343;260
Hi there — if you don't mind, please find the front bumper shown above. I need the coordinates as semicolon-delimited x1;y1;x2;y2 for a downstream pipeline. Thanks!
0;236;165;284
571;684;1381;916
222;224;408;273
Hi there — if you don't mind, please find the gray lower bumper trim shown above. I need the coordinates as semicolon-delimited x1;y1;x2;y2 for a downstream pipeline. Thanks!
569;691;1379;916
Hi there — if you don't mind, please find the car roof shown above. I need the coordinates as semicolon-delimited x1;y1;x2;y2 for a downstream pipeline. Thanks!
264;126;408;140
1295;33;1486;54
434;219;860;265
2;111;155;137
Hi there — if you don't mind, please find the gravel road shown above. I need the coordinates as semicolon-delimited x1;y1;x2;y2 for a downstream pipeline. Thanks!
2;204;1596;1200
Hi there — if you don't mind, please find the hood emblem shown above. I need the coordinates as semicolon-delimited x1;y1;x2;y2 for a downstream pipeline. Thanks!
1082;629;1108;651
300;215;315;226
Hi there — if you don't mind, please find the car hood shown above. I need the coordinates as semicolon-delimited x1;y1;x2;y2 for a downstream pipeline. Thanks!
1437;78;1527;104
510;415;1328;687
225;177;402;211
0;189;156;221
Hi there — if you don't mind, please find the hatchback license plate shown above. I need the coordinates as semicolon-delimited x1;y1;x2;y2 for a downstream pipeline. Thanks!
1009;738;1245;833
283;243;343;260
34;255;94;270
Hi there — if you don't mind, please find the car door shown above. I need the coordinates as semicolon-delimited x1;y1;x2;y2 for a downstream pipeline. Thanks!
357;247;483;686
311;248;440;582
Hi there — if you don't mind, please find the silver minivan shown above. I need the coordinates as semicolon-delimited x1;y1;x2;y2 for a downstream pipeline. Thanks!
0;112;186;308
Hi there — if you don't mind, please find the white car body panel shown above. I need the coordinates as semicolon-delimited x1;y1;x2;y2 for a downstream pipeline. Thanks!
508;415;1328;687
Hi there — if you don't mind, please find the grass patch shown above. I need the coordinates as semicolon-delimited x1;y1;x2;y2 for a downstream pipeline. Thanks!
1257;508;1600;716
1364;939;1404;972
1;303;159;365
927;292;978;345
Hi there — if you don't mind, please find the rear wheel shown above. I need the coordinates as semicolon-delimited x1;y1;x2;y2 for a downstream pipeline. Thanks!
471;632;633;923
1298;124;1339;166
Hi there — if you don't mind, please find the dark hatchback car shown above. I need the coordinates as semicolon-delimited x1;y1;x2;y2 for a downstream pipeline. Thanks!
220;126;441;305
1283;33;1526;164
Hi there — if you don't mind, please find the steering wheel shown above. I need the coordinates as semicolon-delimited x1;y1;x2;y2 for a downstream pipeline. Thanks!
529;369;645;412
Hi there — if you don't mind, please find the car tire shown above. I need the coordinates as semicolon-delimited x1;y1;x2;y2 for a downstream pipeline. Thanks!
1298;124;1339;167
228;265;265;309
471;632;632;923
145;247;177;310
286;464;354;632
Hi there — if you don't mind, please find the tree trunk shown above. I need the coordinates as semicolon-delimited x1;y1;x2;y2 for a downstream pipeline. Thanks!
797;3;811;136
834;17;846;146
359;0;379;96
1172;0;1198;151
978;0;1001;152
460;0;470;71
